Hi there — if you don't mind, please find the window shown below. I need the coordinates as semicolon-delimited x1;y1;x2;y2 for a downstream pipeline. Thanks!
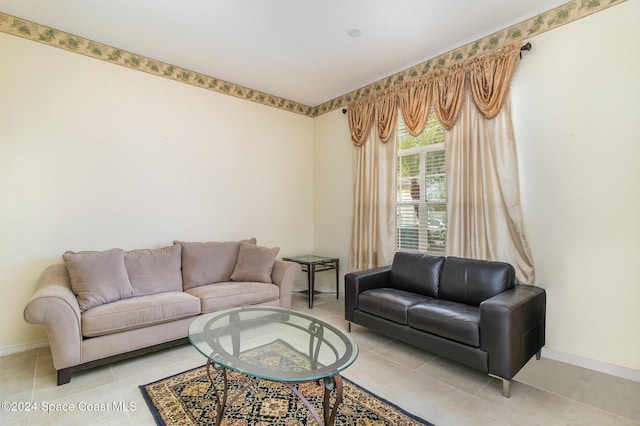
396;110;446;255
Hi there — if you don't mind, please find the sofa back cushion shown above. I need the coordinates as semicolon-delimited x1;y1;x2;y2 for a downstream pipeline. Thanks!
124;245;183;296
390;252;445;298
439;256;515;306
175;238;257;289
63;248;134;311
230;242;280;283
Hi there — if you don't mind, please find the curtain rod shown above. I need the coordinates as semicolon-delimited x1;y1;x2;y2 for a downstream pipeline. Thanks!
520;42;532;59
342;42;532;114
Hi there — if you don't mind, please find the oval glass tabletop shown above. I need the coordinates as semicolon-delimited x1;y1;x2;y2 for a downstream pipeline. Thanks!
188;307;358;382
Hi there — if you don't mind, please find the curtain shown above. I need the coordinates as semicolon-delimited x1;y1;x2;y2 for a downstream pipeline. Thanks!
348;101;375;146
349;126;397;270
347;43;534;280
398;82;431;136
468;45;520;119
445;92;535;283
348;44;521;142
432;66;466;130
375;95;398;143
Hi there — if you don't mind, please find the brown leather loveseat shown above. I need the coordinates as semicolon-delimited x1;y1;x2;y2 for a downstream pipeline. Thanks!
344;252;546;397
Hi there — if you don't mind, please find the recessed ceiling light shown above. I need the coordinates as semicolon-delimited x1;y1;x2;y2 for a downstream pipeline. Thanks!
347;28;361;38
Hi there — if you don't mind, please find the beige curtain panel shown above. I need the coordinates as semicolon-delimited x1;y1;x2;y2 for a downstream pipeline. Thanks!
446;92;535;283
347;43;534;281
349;127;397;270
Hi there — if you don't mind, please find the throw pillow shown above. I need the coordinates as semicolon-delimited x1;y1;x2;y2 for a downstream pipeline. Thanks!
231;242;280;283
175;238;257;289
124;244;183;296
63;248;134;311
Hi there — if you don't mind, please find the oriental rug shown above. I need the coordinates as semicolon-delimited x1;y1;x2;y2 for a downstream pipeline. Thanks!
140;340;433;425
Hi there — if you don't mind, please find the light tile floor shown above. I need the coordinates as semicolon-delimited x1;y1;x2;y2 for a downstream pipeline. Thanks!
1;293;639;425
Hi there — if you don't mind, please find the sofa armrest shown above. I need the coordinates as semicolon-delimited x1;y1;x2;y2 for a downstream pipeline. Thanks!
344;266;392;322
23;264;83;370
480;284;546;380
271;260;302;309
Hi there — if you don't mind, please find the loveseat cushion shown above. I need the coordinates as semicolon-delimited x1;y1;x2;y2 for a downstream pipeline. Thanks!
81;291;201;337
358;288;434;325
63;248;134;311
408;300;481;347
439;257;515;306
175;238;257;289
124;245;183;296
390;252;445;297
231;243;279;283
186;281;280;313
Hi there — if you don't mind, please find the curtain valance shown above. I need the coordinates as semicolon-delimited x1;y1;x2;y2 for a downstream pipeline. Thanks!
347;43;521;142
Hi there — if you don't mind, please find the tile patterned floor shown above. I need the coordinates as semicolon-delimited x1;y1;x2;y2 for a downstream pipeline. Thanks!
1;293;638;425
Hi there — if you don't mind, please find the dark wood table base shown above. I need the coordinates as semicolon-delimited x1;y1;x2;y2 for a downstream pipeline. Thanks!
283;255;340;308
206;361;344;425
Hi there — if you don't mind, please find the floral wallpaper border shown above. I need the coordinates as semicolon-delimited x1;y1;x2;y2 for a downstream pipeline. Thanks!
0;12;313;117
0;0;626;118
312;0;627;116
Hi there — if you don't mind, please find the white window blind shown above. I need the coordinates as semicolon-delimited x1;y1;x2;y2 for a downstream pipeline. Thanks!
396;111;446;255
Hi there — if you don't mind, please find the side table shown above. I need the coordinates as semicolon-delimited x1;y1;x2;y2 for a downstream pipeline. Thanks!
282;255;339;308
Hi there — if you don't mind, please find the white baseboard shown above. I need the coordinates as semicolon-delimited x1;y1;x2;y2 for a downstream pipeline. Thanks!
0;339;49;357
542;347;640;383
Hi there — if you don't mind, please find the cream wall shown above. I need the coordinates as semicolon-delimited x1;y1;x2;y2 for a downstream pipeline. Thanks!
0;33;314;350
313;1;640;373
510;1;640;371
312;109;353;291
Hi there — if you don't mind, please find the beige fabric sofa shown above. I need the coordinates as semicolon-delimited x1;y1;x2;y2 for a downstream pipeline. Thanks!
24;238;301;385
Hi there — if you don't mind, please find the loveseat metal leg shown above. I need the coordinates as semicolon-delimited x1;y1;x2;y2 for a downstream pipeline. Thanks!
490;374;511;398
347;322;351;333
536;349;542;360
501;379;511;398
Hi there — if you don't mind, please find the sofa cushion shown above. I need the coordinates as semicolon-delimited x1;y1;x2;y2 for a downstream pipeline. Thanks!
186;281;280;313
124;245;183;296
63;248;134;311
439;257;515;306
358;288;434;325
408;300;481;347
231;243;279;283
175;238;257;289
390;252;445;297
81;291;201;337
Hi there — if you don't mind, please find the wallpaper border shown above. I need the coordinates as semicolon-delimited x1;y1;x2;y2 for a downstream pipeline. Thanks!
0;12;313;116
312;0;627;116
0;0;626;118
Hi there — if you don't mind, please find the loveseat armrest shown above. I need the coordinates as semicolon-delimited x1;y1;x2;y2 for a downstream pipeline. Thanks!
23;264;83;371
480;284;546;381
344;266;392;322
271;260;302;309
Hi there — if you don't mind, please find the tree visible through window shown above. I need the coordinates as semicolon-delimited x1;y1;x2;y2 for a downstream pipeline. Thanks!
396;110;446;255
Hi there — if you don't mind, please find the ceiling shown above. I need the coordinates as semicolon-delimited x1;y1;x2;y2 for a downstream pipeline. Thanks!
0;0;569;107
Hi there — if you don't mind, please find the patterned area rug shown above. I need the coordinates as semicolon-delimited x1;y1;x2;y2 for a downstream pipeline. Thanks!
140;341;434;425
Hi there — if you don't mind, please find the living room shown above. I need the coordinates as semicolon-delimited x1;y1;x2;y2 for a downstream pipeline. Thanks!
1;1;639;424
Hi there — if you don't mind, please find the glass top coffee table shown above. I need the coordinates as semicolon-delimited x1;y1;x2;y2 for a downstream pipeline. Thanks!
188;307;358;425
